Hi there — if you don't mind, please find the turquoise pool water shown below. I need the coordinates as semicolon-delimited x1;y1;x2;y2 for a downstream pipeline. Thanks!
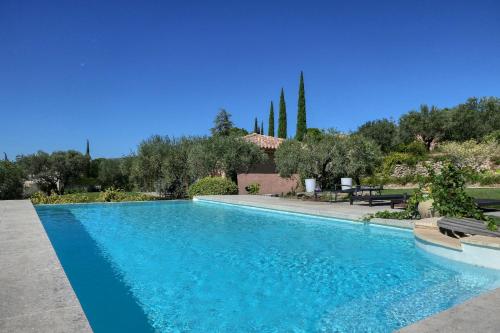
36;201;500;332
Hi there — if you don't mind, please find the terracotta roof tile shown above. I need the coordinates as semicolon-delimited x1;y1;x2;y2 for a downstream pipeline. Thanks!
243;133;284;150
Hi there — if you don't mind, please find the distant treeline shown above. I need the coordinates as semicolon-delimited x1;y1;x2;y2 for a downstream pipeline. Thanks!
355;97;500;152
1;96;499;200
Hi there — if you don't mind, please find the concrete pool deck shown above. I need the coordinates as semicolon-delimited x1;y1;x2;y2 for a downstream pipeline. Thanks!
195;194;415;229
0;200;92;332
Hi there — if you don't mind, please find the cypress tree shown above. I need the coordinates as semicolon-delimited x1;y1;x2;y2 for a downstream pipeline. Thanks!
295;71;307;141
85;139;90;157
261;121;264;135
268;101;275;136
3;152;7;161
254;117;259;133
278;88;287;138
85;139;91;177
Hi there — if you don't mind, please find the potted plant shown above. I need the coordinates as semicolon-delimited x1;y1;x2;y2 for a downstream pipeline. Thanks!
304;178;316;193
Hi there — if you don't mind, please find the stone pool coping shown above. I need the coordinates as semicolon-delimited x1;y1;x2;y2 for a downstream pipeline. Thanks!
195;195;415;229
0;200;92;332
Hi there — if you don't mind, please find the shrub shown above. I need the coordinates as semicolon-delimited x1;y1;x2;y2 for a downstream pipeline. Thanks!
30;191;90;204
245;183;260;194
31;190;155;205
430;163;496;230
381;152;419;175
188;177;238;197
99;187;124;202
438;140;499;172
397;141;428;157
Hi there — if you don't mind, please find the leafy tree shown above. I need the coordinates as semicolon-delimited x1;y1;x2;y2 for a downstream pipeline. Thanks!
399;105;446;150
48;151;89;194
228;127;249;137
97;158;132;190
131;135;195;197
0;161;24;199
275;132;381;189
211;109;234;136
278;88;287;138
17;150;88;194
478;97;500;136
268;101;275;136
295;71;307;141
345;135;382;184
356;119;398;153
188;135;266;183
304;128;323;143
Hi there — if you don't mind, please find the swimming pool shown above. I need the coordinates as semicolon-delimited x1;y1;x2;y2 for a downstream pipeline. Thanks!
36;201;500;332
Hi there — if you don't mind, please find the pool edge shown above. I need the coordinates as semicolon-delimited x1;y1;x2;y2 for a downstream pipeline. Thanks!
194;196;414;231
0;200;93;332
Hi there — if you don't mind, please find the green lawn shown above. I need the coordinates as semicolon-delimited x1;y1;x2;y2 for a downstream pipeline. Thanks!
382;187;500;199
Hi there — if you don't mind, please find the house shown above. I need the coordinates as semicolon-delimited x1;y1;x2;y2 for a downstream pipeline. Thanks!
238;133;299;195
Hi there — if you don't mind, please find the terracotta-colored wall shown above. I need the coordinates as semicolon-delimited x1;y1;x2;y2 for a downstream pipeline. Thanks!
237;173;299;195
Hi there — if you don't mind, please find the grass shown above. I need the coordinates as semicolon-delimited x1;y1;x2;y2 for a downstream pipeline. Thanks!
382;187;500;199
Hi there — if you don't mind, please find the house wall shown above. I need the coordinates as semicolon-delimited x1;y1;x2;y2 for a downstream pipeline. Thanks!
237;173;299;195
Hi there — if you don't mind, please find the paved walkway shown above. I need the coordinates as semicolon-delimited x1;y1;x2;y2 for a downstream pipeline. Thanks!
0;200;91;332
398;287;500;332
196;195;414;229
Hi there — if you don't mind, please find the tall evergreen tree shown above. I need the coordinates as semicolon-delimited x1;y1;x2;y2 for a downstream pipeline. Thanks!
278;88;287;138
85;139;90;157
268;101;275;136
3;152;8;161
254;117;259;133
260;121;264;135
295;71;307;140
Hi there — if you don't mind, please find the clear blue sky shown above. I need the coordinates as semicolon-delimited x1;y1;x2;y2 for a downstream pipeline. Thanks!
1;0;499;158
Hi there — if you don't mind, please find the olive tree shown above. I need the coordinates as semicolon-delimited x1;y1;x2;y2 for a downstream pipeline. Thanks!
17;150;88;194
275;132;381;189
356;118;399;153
188;135;266;183
399;105;446;150
0;161;24;199
131;135;197;197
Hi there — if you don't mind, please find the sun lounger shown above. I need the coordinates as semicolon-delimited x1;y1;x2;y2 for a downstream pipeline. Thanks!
475;198;500;209
349;193;408;206
437;217;500;238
